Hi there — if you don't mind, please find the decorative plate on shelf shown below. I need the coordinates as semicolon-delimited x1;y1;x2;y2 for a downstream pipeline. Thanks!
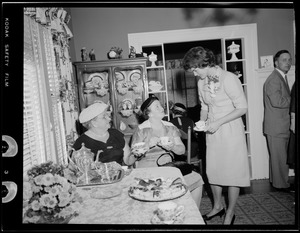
85;72;108;89
129;70;141;83
128;177;187;202
115;71;125;81
119;98;134;117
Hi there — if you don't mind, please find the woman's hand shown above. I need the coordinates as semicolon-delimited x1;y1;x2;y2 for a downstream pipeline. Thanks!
290;117;295;134
158;137;175;151
206;120;221;134
131;142;149;160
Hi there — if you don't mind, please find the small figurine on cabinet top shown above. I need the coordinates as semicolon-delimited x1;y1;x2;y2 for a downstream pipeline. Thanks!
107;47;123;59
149;52;157;67
89;49;96;61
129;46;136;58
81;47;88;61
227;41;240;61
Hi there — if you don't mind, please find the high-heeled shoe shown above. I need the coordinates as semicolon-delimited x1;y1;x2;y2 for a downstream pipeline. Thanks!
223;214;236;225
230;215;236;225
202;208;226;221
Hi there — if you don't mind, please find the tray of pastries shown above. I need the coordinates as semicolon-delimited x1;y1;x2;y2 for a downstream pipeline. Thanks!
128;177;187;202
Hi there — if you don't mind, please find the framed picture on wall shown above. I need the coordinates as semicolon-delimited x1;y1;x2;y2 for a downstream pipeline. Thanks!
260;55;274;68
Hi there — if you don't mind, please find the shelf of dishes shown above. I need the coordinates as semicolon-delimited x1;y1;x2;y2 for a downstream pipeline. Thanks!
148;80;165;92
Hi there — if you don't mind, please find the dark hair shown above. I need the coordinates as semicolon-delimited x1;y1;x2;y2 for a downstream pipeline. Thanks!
138;95;159;121
182;46;216;71
172;103;187;116
273;50;290;67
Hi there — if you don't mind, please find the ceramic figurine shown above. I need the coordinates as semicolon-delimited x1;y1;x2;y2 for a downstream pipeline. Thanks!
149;52;157;67
81;47;88;61
227;42;240;61
89;49;96;61
129;46;136;58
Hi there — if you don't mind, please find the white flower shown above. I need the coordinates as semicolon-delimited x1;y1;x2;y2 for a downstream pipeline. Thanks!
58;197;70;207
23;161;83;224
23;215;40;223
42;173;54;186
40;193;58;208
48;185;60;196
34;175;44;185
31;200;40;211
109;50;116;58
23;181;33;201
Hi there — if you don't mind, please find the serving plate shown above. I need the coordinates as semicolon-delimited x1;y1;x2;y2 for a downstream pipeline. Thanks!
193;126;207;132
128;177;187;202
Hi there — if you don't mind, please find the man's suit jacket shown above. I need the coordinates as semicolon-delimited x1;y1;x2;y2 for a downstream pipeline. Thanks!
263;69;291;138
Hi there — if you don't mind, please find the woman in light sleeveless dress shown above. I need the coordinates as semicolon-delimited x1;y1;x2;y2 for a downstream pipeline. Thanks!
182;46;250;225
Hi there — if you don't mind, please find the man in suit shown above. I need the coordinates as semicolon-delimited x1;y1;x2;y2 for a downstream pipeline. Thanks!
263;50;292;191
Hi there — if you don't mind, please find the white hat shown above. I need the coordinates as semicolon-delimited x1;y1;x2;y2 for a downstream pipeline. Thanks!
79;102;108;123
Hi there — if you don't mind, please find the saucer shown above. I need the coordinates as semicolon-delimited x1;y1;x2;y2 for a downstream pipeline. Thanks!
193;126;206;132
151;211;185;224
160;141;173;147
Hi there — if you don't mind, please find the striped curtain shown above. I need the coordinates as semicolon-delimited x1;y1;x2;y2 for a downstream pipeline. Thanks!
23;15;70;175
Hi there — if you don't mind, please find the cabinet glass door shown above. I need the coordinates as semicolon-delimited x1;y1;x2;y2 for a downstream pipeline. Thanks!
79;67;112;109
112;65;146;136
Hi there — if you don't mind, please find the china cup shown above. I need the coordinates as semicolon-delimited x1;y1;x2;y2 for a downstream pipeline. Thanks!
195;120;207;131
160;136;171;145
132;142;148;157
156;201;184;223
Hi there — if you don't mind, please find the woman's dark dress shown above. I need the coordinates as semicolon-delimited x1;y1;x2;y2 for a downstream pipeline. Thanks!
72;128;125;165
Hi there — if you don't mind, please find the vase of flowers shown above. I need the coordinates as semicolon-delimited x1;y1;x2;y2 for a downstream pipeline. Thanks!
23;161;83;224
107;46;123;59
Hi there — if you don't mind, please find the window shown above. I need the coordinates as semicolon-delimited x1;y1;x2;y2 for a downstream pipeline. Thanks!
23;15;67;176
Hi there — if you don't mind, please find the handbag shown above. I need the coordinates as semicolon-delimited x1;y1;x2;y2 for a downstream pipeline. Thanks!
156;152;195;176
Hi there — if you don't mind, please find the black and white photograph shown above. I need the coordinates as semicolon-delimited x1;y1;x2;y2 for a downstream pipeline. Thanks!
1;2;298;232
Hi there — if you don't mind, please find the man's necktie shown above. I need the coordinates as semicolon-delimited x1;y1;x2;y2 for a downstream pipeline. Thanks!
285;75;289;89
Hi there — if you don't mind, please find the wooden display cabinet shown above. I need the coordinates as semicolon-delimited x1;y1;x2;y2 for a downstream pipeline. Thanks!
73;58;148;139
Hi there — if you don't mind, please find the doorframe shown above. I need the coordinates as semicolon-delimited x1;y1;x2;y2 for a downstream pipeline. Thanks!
128;24;268;180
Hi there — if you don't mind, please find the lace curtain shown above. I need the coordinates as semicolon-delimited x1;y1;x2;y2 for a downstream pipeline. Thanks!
24;8;79;174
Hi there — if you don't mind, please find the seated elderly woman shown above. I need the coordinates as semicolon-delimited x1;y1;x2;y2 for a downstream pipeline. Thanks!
71;101;135;166
130;95;204;209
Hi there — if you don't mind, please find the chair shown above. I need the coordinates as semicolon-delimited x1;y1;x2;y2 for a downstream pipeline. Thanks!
186;126;203;174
